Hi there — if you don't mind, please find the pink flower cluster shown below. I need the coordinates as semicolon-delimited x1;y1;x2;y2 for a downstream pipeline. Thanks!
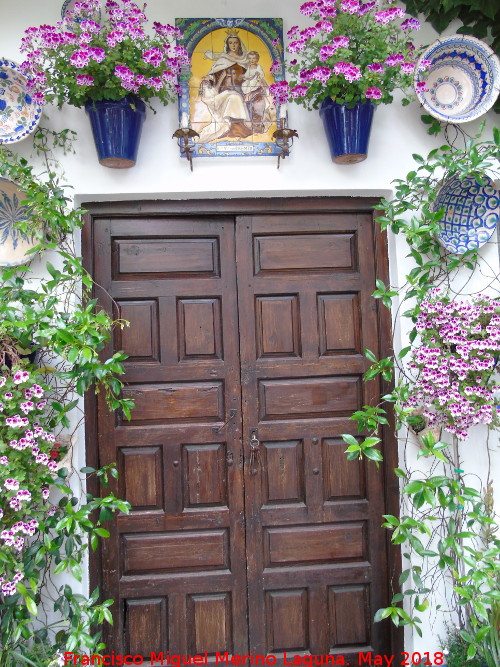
19;0;188;107
374;6;406;23
269;80;290;105
334;61;362;81
0;371;61;597
404;289;500;439
341;0;361;14
278;0;422;108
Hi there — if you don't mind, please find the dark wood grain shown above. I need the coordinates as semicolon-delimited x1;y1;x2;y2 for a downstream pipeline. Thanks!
84;198;398;661
236;210;390;656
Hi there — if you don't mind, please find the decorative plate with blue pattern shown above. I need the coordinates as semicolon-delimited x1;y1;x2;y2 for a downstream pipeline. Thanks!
414;35;500;123
61;0;101;21
0;58;42;144
0;178;39;267
432;175;499;254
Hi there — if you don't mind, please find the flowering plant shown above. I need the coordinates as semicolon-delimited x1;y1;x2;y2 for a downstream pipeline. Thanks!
0;369;59;598
19;0;189;108
270;0;429;109
402;289;500;440
0;366;130;658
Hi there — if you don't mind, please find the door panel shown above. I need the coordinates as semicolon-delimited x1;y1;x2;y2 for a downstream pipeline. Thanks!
87;203;394;662
92;216;248;657
236;213;389;659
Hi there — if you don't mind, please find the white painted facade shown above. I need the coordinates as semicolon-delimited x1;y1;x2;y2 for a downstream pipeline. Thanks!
1;0;499;658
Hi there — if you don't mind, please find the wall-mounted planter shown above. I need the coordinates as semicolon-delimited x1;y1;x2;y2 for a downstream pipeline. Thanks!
319;98;375;164
408;408;442;447
85;95;146;168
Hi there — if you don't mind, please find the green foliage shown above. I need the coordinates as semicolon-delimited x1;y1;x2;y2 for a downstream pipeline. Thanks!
439;625;484;667
0;144;133;419
0;139;133;662
342;433;383;466
340;125;500;661
283;0;423;109
377;475;500;649
401;0;500;114
376;128;500;308
20;0;188;108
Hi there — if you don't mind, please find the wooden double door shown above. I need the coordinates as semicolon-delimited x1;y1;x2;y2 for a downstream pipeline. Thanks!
85;199;397;662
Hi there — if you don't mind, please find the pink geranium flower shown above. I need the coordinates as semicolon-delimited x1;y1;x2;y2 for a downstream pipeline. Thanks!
20;0;188;108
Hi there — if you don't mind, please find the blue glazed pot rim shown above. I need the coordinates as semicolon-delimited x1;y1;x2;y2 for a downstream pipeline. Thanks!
84;95;146;114
319;97;376;113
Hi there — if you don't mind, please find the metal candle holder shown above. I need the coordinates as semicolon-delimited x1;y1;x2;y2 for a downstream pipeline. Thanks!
272;117;298;169
172;126;200;171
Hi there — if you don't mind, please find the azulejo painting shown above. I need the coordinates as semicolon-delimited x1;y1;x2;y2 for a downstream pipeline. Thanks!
175;18;285;157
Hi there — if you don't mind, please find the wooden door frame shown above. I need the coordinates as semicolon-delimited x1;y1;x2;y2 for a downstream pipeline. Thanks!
82;196;402;657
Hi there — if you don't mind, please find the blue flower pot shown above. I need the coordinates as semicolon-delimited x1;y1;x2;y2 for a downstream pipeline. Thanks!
85;95;146;168
319;98;375;164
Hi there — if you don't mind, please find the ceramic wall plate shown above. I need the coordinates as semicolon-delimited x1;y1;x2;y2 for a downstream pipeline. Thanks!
414;35;500;123
0;58;42;144
61;0;101;21
432;175;500;254
0;178;39;267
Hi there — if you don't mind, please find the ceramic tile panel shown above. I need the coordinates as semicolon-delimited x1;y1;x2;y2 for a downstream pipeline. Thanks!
176;18;285;158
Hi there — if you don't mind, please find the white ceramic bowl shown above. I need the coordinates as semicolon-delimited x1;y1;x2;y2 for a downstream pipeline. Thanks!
414;34;500;123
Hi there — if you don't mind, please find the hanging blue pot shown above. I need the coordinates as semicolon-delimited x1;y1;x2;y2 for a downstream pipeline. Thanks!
319;98;375;164
85;95;146;168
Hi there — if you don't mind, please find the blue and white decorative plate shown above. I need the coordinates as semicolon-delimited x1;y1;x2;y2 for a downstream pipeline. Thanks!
432;175;500;254
0;58;42;144
61;0;101;21
414;35;500;123
0;178;38;267
61;0;76;18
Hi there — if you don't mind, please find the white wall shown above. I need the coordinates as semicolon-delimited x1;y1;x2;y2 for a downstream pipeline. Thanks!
2;0;499;658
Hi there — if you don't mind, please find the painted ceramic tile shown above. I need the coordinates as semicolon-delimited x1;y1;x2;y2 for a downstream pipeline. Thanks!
176;18;286;158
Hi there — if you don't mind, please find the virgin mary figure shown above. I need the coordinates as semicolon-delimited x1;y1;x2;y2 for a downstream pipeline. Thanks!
198;32;253;142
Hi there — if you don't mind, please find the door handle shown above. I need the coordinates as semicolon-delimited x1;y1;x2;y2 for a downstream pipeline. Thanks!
249;429;260;476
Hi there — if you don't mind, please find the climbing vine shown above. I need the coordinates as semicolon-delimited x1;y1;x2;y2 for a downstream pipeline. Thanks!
0;131;133;665
342;125;500;664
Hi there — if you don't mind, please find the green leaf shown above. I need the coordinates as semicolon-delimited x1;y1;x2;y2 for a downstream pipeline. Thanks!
415;598;429;612
53;561;67;575
94;527;110;538
24;595;38;616
70;561;83;582
466;644;477;659
383;515;399;527
364;447;383;462
399;569;411;584
361;436;381;448
398;346;412;359
374;607;392;622
341;434;359;447
404;480;424;495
